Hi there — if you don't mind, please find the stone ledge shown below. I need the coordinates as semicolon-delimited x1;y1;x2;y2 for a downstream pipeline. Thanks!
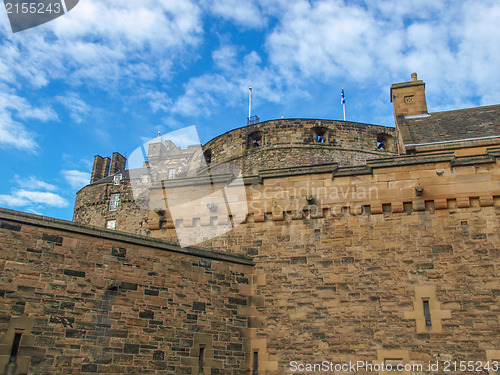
203;117;395;147
333;165;372;177
451;154;496;167
150;173;236;189
407;137;500;154
366;152;455;168
259;163;337;179
0;208;254;266
80;148;500;191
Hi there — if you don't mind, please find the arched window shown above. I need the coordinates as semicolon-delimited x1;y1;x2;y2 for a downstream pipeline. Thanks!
247;131;263;148
312;127;328;143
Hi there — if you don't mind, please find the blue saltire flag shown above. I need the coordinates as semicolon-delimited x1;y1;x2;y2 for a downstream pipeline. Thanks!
341;88;345;104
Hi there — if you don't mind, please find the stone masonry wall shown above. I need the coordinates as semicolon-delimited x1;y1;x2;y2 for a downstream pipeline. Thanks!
148;149;500;374
0;209;254;374
74;180;148;236
207;204;499;374
227;146;388;175
76;119;397;232
195;119;396;175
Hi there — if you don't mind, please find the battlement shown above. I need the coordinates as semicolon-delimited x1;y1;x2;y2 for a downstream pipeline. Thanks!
146;147;500;239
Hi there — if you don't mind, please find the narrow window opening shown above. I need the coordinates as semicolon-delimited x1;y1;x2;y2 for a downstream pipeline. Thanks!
198;346;205;375
377;133;394;150
10;333;22;361
377;133;386;149
253;351;259;375
204;149;212;164
423;299;432;327
5;332;22;373
312;127;327;143
247;131;262;148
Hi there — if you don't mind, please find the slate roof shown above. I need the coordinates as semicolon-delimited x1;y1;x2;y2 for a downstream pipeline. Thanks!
398;104;500;146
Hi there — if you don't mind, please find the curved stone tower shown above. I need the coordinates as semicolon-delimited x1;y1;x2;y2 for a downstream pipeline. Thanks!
192;119;396;176
73;118;396;234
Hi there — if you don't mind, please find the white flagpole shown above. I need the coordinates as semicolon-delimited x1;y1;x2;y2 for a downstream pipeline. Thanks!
249;87;252;120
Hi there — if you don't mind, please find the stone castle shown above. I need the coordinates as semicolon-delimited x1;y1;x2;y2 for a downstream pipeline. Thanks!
0;74;499;374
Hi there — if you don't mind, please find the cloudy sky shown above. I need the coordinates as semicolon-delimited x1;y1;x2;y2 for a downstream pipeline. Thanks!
0;0;499;220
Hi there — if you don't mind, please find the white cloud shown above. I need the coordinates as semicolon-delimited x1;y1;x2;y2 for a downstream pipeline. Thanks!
154;0;499;127
212;45;239;71
201;0;266;28
263;0;500;110
0;0;204;151
168;44;284;118
0;85;57;151
62;170;91;190
0;0;498;156
265;0;399;81
0;0;203;88
145;91;172;113
0;174;68;211
0;189;69;208
14;176;57;191
56;93;91;123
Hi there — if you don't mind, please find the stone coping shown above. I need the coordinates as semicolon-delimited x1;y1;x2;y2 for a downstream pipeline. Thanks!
0;208;254;266
78;147;500;190
406;137;500;154
202;118;395;148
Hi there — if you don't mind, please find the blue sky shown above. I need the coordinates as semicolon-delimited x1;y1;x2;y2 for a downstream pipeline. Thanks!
0;0;499;220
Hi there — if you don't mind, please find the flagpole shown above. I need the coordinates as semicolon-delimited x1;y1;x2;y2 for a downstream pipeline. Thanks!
248;87;252;121
341;85;346;121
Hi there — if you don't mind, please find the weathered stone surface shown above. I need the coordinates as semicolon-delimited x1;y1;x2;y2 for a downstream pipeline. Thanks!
0;209;253;374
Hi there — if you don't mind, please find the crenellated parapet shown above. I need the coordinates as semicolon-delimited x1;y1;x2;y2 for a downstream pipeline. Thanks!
146;147;500;240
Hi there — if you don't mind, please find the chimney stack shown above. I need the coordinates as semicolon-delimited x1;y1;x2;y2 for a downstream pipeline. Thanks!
90;155;111;183
110;152;127;175
390;73;428;118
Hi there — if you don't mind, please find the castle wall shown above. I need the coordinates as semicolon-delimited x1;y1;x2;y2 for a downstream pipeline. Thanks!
146;149;500;373
74;180;148;236
75;119;397;233
0;209;254;374
196;119;396;175
209;204;499;372
221;145;386;175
